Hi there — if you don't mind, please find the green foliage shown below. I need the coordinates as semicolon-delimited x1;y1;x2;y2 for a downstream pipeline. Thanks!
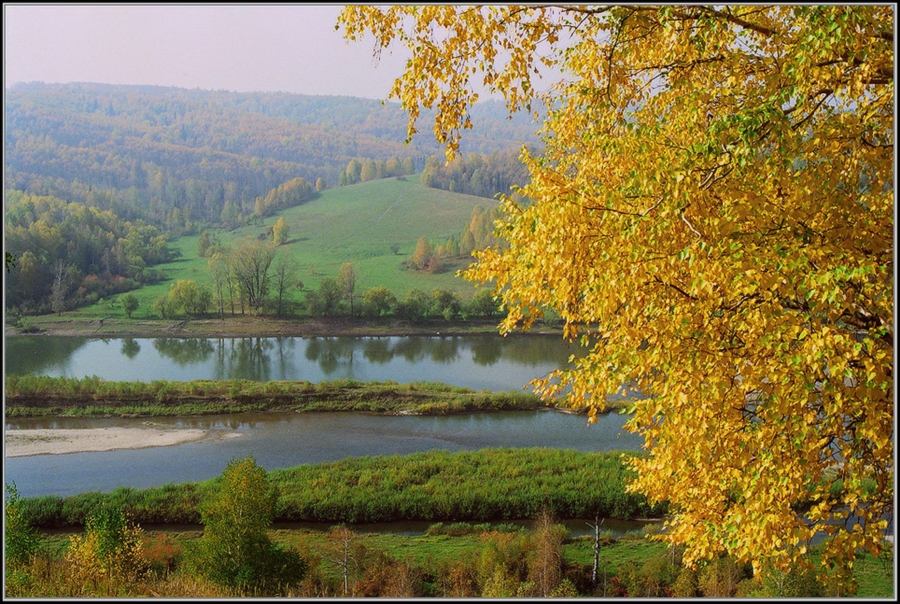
395;288;431;321
65;504;147;592
5;482;42;566
167;279;211;317
306;276;343;317
15;448;662;530
190;457;306;593
362;285;397;317
119;293;139;318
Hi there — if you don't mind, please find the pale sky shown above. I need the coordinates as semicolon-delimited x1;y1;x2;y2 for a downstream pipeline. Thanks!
3;3;413;99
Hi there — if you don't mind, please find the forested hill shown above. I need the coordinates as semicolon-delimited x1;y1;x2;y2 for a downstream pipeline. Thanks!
4;82;539;230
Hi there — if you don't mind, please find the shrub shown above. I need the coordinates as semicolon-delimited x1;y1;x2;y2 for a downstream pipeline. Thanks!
5;482;42;566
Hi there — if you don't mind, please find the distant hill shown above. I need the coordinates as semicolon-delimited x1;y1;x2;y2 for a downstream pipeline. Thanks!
4;82;539;231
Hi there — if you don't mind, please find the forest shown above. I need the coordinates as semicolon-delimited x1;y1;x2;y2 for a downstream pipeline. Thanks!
5;82;536;229
5;83;535;315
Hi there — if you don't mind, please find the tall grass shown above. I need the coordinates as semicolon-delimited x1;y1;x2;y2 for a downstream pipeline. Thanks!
18;449;665;529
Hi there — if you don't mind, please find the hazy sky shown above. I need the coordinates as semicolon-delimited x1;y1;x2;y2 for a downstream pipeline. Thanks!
3;4;413;99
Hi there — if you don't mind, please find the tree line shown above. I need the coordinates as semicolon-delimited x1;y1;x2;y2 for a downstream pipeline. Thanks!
419;148;531;199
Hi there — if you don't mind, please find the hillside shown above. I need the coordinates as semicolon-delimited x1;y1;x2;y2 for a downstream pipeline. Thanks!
102;175;500;321
4;82;538;230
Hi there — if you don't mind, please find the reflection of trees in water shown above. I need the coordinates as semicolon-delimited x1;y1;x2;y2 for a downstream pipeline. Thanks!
304;338;356;376
216;338;275;381
301;336;558;372
362;339;393;364
5;336;90;375
153;338;215;365
121;338;141;359
499;336;581;367
392;338;425;362
272;338;299;380
470;337;503;366
428;337;461;363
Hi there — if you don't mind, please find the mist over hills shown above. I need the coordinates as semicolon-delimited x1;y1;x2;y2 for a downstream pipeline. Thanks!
5;82;539;229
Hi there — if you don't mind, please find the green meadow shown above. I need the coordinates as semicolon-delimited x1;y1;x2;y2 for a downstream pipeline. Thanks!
68;175;498;322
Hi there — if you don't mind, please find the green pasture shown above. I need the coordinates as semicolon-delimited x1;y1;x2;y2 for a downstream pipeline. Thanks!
74;176;498;321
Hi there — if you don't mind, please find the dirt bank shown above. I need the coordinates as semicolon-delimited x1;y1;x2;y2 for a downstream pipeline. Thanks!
5;316;561;339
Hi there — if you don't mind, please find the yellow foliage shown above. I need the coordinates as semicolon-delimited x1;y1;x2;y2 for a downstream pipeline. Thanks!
340;5;894;575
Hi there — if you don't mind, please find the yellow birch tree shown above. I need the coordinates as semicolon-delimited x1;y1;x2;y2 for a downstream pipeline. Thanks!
339;4;894;583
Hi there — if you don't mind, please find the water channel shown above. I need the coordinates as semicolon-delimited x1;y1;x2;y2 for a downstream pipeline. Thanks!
5;334;644;534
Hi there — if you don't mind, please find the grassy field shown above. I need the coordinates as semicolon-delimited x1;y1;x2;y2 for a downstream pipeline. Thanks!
65;176;498;323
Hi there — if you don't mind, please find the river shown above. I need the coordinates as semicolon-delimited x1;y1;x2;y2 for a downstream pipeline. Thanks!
5;335;645;500
5;334;578;390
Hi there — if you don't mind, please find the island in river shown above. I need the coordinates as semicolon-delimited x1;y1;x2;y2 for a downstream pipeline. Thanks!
6;315;591;458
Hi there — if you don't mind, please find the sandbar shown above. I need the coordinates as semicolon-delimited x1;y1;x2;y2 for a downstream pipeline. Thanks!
4;427;240;458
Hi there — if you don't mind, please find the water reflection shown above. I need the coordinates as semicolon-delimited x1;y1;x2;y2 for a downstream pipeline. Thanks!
121;338;141;359
5;335;580;391
153;338;216;365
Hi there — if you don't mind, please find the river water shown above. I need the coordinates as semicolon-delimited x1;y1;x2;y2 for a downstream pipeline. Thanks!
5;335;646;500
5;410;641;498
4;334;578;390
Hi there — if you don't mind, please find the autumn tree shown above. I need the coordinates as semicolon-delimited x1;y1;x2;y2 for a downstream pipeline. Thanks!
340;5;894;582
272;216;290;246
66;504;147;593
410;236;433;270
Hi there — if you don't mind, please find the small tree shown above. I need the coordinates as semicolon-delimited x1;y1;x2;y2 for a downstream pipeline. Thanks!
50;259;68;316
169;279;211;317
192;456;305;592
5;482;41;567
527;508;566;597
271;253;300;317
410;236;433;270
120;293;139;319
272;217;290;246
307;277;343;317
150;294;175;319
197;230;213;257
337;263;357;316
363;286;397;317
431;288;461;321
395;288;430;321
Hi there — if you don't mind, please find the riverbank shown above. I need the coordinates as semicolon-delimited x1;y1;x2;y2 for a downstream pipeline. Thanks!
5;315;563;339
5;426;242;457
7;375;601;419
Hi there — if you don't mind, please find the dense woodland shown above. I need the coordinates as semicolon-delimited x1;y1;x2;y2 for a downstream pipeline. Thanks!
5;82;536;231
5;82;536;315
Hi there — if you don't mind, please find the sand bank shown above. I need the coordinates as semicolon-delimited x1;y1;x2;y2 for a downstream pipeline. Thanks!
5;427;240;457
